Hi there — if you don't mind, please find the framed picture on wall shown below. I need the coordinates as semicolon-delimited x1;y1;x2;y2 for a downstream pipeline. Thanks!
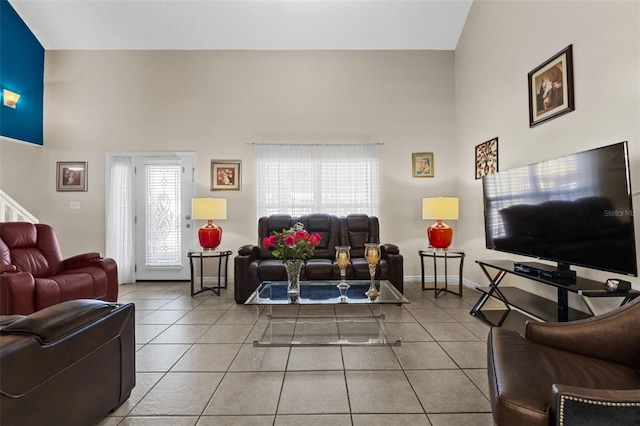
475;137;498;179
412;152;434;178
211;160;241;191
528;45;575;127
56;161;87;191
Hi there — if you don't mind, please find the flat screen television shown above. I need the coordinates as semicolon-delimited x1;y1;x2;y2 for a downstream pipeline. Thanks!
482;141;638;277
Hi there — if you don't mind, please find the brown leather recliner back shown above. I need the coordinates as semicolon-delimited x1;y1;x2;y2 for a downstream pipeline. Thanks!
0;222;118;315
487;296;640;425
234;213;403;303
0;299;135;426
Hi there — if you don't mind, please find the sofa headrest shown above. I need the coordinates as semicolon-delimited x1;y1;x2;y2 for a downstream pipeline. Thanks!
0;222;63;276
0;222;39;249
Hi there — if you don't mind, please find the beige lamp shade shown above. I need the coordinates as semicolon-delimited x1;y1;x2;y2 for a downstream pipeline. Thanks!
422;197;459;221
192;198;227;220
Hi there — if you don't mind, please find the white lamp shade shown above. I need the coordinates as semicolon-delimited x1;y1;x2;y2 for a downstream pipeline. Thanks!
422;197;459;220
192;198;227;220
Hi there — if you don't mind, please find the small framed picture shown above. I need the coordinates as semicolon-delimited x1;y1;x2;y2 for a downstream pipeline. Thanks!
211;160;241;191
475;137;499;179
56;162;87;192
528;45;575;127
412;152;434;178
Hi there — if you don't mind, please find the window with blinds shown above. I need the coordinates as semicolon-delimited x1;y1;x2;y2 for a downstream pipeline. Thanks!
256;143;379;217
145;165;182;267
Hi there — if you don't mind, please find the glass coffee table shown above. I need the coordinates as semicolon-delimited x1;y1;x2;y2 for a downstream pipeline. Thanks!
245;280;409;347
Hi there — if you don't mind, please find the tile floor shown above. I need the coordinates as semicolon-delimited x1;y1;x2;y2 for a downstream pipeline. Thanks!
98;280;499;426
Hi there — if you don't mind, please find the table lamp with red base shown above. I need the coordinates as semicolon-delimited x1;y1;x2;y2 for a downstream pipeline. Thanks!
192;198;227;250
422;197;459;249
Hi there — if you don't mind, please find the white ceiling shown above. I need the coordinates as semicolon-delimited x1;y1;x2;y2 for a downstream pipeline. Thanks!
9;0;473;51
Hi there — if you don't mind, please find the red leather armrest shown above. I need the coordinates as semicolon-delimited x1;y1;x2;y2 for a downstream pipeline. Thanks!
0;272;36;315
1;264;17;274
62;252;101;269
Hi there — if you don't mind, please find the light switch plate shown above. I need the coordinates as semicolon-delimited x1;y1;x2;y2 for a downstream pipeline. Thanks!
70;201;81;209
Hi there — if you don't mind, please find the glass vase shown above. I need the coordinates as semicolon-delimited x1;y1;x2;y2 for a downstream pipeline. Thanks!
285;259;303;302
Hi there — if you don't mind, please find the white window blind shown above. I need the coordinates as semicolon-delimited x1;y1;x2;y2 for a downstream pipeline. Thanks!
256;143;379;217
145;165;182;267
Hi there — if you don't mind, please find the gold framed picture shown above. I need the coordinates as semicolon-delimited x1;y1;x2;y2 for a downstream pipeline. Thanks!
211;160;241;191
56;162;87;192
412;152;434;178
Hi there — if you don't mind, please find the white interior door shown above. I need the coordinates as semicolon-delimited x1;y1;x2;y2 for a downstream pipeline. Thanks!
134;154;194;280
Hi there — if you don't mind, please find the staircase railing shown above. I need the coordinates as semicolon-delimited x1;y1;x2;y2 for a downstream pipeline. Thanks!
0;189;38;223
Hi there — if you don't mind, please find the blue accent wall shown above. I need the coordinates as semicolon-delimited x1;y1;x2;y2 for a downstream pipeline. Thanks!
0;0;44;145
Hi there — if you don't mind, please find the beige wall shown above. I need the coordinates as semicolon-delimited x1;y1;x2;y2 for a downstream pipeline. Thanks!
455;0;640;306
3;1;639;297
1;50;457;278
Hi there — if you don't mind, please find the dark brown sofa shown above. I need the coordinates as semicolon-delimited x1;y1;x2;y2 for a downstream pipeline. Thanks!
0;299;135;426
487;296;640;425
234;213;403;303
0;222;119;315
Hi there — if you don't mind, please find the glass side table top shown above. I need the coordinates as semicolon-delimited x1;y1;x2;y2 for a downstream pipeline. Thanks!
245;280;409;305
419;247;465;255
187;249;233;257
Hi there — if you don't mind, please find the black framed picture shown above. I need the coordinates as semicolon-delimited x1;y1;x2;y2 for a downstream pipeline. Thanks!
475;138;498;179
528;45;575;127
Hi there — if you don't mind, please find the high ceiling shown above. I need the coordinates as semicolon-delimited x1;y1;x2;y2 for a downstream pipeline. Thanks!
9;0;473;50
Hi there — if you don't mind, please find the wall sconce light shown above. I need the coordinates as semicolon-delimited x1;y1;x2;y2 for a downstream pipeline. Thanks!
3;89;21;108
422;196;459;249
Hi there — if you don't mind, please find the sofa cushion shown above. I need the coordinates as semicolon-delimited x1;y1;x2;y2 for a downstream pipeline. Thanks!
257;215;295;260
298;214;339;259
487;327;640;426
340;214;379;258
254;259;287;281
305;259;334;279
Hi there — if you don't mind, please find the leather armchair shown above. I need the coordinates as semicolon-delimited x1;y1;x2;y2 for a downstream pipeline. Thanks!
0;222;118;315
0;299;135;426
487;296;640;425
234;213;403;303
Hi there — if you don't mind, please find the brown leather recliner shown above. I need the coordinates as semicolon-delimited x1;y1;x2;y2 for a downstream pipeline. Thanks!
234;213;403;303
0;299;136;426
0;222;118;315
487;296;640;425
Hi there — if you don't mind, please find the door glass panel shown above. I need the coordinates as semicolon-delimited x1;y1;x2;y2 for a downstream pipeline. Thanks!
145;164;181;268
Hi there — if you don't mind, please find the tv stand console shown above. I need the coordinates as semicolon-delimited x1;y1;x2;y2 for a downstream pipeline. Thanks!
470;260;639;329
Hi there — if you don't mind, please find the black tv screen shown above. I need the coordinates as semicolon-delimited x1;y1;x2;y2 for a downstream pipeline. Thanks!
482;141;637;276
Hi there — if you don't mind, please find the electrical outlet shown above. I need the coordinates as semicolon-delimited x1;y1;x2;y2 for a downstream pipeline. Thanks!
70;201;81;209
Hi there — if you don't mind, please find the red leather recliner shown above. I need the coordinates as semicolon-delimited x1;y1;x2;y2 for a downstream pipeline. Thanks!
0;222;118;315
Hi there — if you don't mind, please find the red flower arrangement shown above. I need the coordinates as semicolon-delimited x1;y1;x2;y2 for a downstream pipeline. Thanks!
262;222;322;261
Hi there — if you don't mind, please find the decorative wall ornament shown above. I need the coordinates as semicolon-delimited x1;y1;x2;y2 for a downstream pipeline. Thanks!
475;137;498;180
